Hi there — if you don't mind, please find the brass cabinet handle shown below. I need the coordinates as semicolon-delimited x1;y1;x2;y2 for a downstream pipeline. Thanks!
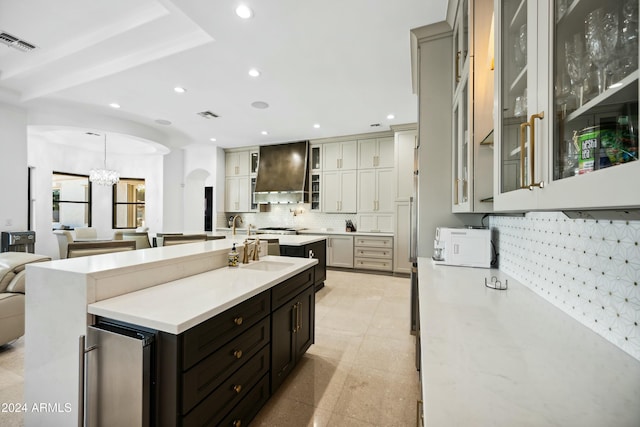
416;400;424;426
455;51;461;82
233;349;243;359
233;384;242;394
291;303;297;333
233;316;243;326
519;121;530;189
528;112;545;190
233;420;242;427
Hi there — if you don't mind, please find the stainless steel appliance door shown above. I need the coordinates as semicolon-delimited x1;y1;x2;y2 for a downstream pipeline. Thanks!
86;325;153;427
410;264;418;335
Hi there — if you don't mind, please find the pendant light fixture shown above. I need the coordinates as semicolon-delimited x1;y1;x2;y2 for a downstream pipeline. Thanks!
89;133;120;186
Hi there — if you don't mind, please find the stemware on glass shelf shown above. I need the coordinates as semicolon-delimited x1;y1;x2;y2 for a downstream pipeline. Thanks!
585;8;618;95
514;24;526;70
620;0;639;79
565;33;587;108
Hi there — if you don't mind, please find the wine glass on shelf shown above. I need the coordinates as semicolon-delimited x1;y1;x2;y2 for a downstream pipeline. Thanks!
620;0;639;79
565;33;587;107
586;9;617;94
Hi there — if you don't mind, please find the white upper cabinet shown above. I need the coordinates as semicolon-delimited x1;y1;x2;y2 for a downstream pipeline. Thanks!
358;137;395;169
322;170;357;213
494;0;639;211
357;168;394;213
323;140;357;171
225;176;249;212
225;150;250;177
452;0;494;213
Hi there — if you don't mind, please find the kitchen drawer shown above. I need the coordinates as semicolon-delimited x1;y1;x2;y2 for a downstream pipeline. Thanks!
355;236;393;248
219;373;270;427
354;257;393;271
182;290;270;370
354;247;392;259
182;317;270;414
182;344;270;427
271;268;314;310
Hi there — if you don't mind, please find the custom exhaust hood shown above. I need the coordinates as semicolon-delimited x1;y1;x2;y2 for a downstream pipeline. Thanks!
254;141;309;204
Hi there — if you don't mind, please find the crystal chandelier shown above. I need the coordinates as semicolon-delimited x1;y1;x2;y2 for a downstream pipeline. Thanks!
89;133;120;186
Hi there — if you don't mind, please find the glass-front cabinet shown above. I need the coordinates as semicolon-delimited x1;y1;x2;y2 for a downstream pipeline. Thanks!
494;0;639;211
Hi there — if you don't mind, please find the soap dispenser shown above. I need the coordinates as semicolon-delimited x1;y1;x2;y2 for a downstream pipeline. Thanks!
228;243;239;267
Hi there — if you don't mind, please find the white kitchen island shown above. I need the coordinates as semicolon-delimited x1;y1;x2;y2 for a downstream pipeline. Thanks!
417;258;640;426
24;239;316;427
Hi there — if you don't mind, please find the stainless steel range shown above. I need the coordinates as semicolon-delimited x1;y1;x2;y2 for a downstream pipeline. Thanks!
255;227;297;235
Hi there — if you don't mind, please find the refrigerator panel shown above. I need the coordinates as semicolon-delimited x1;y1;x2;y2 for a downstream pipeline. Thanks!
87;324;154;427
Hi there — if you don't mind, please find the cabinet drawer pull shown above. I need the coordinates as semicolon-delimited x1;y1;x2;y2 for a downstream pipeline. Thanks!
233;420;242;427
233;316;243;326
233;349;243;359
528;111;545;190
233;384;242;394
519;121;530;189
291;304;297;333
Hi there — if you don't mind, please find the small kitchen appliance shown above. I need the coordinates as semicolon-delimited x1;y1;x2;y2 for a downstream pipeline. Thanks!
433;227;492;268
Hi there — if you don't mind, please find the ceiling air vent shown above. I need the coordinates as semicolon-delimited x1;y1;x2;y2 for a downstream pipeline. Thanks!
197;111;220;119
0;31;37;52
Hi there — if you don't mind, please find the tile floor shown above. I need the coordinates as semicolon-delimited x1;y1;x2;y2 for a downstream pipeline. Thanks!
0;269;419;427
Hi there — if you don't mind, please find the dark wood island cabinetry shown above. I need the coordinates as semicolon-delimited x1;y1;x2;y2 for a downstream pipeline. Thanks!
280;239;326;291
152;265;315;426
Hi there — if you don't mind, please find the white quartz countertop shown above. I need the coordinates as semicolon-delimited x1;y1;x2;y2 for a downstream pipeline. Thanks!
298;229;393;237
88;255;317;334
417;257;640;427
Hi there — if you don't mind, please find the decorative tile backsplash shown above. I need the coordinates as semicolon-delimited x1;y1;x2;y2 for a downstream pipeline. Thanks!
218;204;356;232
491;212;640;361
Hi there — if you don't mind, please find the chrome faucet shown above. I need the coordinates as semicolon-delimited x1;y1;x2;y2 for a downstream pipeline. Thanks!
232;215;243;235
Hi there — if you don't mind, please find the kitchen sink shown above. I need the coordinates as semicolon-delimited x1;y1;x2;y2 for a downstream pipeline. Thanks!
242;260;294;271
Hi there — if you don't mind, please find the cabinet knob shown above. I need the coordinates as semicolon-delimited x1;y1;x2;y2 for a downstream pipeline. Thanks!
233;420;242;427
233;316;243;326
233;349;243;359
233;384;242;394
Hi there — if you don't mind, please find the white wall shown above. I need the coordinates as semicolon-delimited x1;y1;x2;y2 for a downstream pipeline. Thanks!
162;149;185;232
182;144;218;232
28;137;165;258
0;102;28;232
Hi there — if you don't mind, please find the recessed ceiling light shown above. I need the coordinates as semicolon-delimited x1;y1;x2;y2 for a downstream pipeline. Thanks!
251;101;269;109
235;4;253;19
261;131;268;135
210;138;217;142
248;68;261;77
174;87;187;93
109;103;121;109
387;114;395;120
313;124;320;129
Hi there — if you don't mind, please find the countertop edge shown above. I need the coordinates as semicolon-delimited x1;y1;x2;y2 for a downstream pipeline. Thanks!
88;256;318;334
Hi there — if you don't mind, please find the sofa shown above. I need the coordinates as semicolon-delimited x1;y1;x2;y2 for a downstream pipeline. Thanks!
0;252;51;346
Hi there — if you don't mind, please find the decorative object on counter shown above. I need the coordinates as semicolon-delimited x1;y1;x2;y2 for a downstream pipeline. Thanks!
345;219;356;232
484;276;507;290
228;243;239;267
89;133;120;186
